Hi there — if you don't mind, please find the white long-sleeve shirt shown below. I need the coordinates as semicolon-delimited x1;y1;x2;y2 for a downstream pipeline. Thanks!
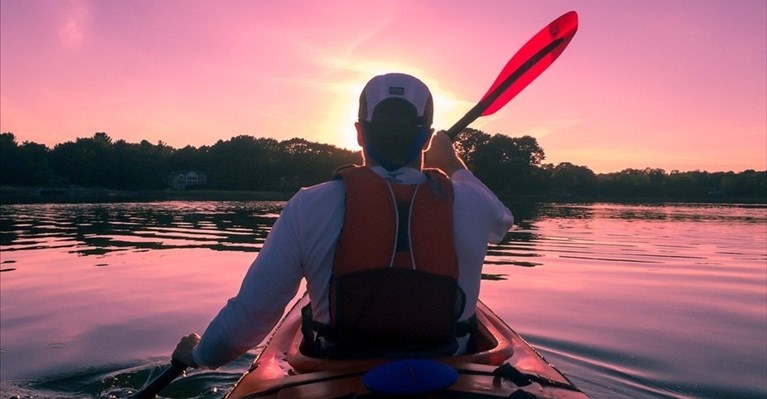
193;166;514;368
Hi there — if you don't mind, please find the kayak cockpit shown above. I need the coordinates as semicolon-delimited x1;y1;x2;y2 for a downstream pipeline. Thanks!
287;298;514;373
226;294;588;399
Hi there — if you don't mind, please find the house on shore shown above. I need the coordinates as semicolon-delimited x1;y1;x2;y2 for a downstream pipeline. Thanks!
169;171;207;190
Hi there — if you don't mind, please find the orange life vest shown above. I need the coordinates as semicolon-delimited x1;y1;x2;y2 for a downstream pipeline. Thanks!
302;166;468;358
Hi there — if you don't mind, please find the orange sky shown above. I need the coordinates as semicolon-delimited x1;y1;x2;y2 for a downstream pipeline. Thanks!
1;0;765;173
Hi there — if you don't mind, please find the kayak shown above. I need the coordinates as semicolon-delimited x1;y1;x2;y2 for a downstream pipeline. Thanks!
226;293;589;398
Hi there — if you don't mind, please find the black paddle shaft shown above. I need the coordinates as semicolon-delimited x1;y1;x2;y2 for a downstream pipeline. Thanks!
128;360;187;399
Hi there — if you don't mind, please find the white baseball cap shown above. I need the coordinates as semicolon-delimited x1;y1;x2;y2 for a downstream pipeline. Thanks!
358;73;433;126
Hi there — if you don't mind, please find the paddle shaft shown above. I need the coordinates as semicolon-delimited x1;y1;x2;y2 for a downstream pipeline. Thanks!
129;360;187;399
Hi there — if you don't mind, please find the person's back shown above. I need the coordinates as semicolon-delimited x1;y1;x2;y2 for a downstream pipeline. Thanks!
301;165;463;358
172;73;514;369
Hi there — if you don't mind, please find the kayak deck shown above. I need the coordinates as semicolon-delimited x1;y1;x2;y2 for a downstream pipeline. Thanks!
227;293;588;398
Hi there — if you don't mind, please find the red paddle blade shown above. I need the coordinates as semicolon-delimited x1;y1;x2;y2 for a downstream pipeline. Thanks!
480;11;578;116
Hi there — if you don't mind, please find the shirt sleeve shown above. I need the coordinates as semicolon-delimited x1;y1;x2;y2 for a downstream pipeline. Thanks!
451;168;514;244
192;194;305;369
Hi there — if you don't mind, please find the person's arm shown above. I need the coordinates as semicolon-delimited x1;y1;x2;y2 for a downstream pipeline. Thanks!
451;170;514;244
424;130;513;242
423;131;467;176
172;195;306;369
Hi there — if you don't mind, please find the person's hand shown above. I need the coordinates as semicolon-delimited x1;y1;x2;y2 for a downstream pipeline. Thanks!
172;333;201;368
423;131;467;176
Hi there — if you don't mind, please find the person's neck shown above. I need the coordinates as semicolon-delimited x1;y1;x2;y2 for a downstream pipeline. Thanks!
361;152;423;171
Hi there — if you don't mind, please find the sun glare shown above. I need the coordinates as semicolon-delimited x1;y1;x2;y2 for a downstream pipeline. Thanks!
430;90;473;133
324;83;364;151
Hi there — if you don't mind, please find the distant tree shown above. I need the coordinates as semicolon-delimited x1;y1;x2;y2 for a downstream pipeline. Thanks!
168;145;209;175
110;139;172;189
718;170;766;198
93;132;112;144
207;136;262;190
598;169;654;197
550;162;596;196
50;132;115;187
278;138;358;188
470;133;545;193
17;141;50;185
0;133;52;186
665;170;707;198
206;135;307;190
643;168;667;197
453;128;491;168
0;133;21;185
512;135;546;166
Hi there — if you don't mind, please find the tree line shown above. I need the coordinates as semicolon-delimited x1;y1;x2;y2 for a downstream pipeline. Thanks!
1;130;765;200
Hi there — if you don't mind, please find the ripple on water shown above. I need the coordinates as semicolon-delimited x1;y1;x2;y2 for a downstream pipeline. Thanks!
1;201;764;399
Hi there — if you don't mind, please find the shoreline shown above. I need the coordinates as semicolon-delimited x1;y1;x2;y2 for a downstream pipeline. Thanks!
0;186;297;205
1;185;765;206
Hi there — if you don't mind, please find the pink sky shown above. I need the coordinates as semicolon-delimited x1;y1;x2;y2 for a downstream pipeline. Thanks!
1;0;765;173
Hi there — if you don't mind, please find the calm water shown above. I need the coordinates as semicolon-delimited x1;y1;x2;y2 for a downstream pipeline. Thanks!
0;201;765;399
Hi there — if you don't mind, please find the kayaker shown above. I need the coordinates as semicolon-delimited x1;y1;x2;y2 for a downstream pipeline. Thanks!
172;73;514;369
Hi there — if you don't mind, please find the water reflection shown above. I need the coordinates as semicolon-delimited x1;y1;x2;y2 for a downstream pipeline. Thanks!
1;201;765;399
4;201;762;275
0;201;285;258
500;202;767;268
528;202;767;224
